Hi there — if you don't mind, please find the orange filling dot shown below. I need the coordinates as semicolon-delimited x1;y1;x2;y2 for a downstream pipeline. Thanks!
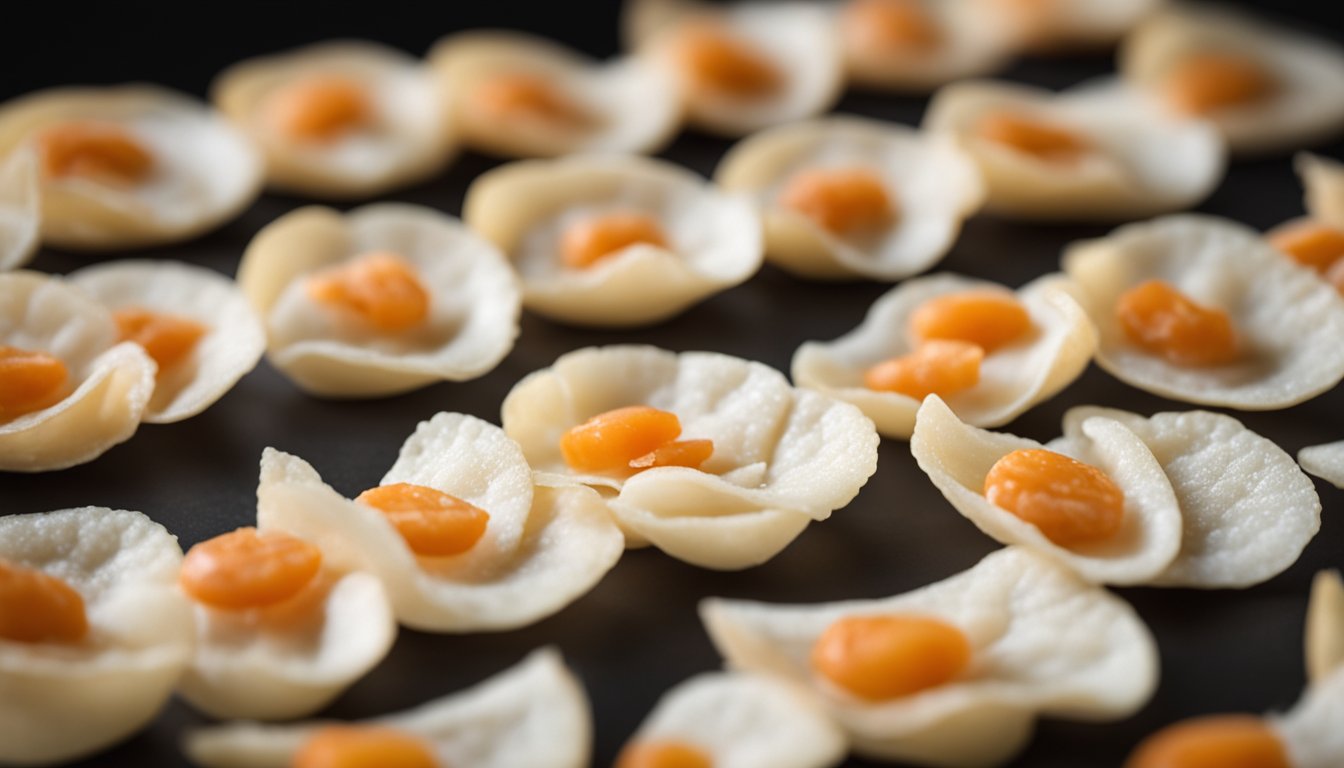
976;111;1090;163
863;340;984;400
842;0;944;54
114;307;207;372
811;614;971;701
0;558;89;644
38;121;153;185
1124;714;1290;768
0;346;69;423
267;76;372;142
672;20;783;98
356;483;490;558
179;528;322;611
1267;221;1344;273
984;448;1125;548
615;741;714;768
909;291;1033;352
308;251;431;333
1162;52;1276;116
293;726;438;768
560;211;669;269
780;167;896;236
1115;280;1240;367
560;405;712;475
470;72;594;127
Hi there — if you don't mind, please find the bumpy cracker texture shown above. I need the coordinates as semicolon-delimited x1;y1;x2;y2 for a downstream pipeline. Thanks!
70;260;264;423
702;547;1157;766
1063;215;1344;409
185;648;591;768
0;508;192;766
0;150;39;270
238;203;520;397
464;155;761;326
793;273;1095;438
715;117;984;280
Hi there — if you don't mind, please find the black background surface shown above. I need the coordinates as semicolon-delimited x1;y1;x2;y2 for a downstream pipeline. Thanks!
3;1;1344;766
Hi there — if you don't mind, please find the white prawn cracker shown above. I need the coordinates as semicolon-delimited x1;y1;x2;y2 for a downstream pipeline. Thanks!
0;271;155;472
1299;440;1344;489
923;79;1225;221
792;273;1095;438
1264;572;1344;768
501;345;879;570
1062;215;1344;409
0;149;39;270
0;508;193;767
212;41;454;199
184;648;592;768
715;117;984;280
256;413;624;632
68;260;264;423
238;203;520;398
0;85;262;251
701;546;1157;767
430;31;681;158
464;155;761;327
619;672;847;768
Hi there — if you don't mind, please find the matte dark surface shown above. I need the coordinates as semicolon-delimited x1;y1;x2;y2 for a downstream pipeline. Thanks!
2;2;1344;767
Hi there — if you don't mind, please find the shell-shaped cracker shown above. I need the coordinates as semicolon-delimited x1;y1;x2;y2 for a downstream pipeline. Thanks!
464;155;761;327
715;116;983;280
702;546;1157;766
1305;570;1344;685
836;0;1017;92
793;273;1095;438
629;0;844;136
912;396;1183;586
0;271;155;472
1272;666;1344;768
0;508;193;767
257;413;623;632
1059;406;1320;588
238;203;520;398
1062;215;1344;409
1299;153;1344;229
212;40;452;199
0;85;262;251
1120;4;1344;154
983;0;1162;51
178;571;396;721
184;647;591;768
502;346;879;569
429;31;680;158
923;79;1224;221
68;260;264;423
0;150;39;270
622;672;847;768
1300;441;1344;489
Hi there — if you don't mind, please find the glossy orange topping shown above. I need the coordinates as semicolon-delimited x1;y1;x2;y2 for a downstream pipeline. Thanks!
780;167;896;236
843;0;944;53
976;111;1090;163
812;615;971;701
560;211;669;269
863;340;983;400
672;20;782;98
470;72;593;126
267;76;372;142
909;291;1033;352
560;405;711;475
0;346;68;422
293;726;438;768
114;308;207;372
0;558;89;644
179;528;322;611
1268;221;1344;273
308;251;431;333
1115;280;1240;367
615;741;714;768
1124;714;1290;768
38;122;154;184
984;448;1125;547
1162;52;1276;116
628;439;714;471
356;483;490;558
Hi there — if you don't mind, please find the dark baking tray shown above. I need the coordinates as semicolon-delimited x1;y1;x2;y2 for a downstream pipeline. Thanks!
3;1;1343;766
